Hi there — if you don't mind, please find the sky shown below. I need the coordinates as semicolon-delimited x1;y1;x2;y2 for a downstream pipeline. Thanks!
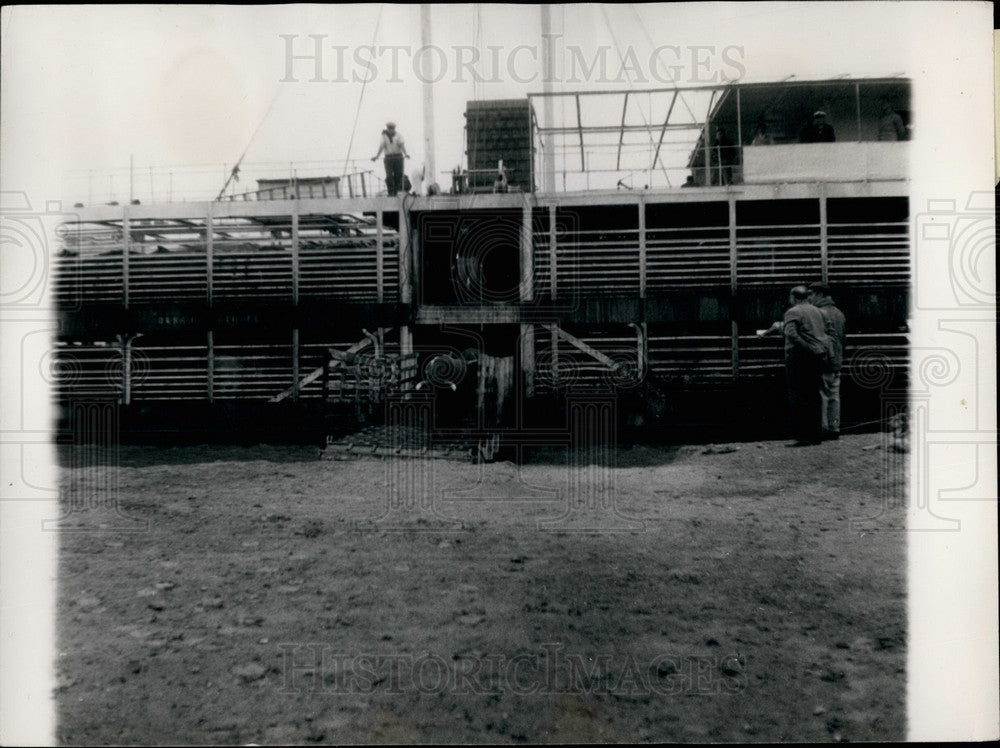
0;2;973;203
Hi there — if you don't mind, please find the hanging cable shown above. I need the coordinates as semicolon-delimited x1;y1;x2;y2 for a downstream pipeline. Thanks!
341;4;385;181
214;87;286;201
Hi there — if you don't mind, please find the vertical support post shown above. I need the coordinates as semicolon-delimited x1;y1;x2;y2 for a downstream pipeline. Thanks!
638;195;646;298
736;87;743;183
420;5;436;188
551;324;559;389
376;206;384;303
639;322;648;382
521;324;535;398
292;328;300;403
520;200;533;303
855;82;862;141
703;123;712;186
206;203;214;307
400;325;413;392
521;200;535;397
121;207;130;309
728;196;738;292
529;100;536;193
207;330;214;403
548;204;557;299
399;209;413;305
819;190;829;283
729;196;739;382
291;204;300;305
540;5;556;193
361;172;368;198
121;336;132;406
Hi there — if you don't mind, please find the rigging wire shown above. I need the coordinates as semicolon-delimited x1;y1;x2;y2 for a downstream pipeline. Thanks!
627;3;701;125
341;3;385;181
598;5;672;187
214;87;286;201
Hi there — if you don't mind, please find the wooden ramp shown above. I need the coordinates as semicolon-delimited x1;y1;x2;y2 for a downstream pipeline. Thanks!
321;424;502;462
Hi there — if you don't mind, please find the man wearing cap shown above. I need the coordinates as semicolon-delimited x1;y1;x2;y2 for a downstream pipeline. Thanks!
372;121;410;196
781;285;832;446
799;111;836;143
809;282;847;440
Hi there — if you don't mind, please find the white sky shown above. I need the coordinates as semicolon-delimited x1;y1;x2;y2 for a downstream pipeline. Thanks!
0;2;965;202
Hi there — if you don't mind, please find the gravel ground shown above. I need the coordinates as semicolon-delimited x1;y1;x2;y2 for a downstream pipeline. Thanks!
56;434;906;744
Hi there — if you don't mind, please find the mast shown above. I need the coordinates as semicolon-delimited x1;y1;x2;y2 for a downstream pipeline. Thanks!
420;4;435;190
540;5;556;192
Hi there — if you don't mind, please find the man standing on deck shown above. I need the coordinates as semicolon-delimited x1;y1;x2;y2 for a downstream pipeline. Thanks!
809;282;847;440
781;285;832;446
372;121;410;196
799;110;836;143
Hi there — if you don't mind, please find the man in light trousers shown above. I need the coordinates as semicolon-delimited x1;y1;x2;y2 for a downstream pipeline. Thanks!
808;282;846;440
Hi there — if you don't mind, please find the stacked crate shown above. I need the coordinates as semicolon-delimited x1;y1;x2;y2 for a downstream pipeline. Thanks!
465;99;532;192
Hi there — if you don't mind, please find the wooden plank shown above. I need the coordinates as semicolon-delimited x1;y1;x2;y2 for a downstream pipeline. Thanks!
270;336;372;403
548;325;616;369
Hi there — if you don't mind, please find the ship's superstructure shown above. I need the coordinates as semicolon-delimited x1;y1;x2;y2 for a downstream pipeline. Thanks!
53;78;911;442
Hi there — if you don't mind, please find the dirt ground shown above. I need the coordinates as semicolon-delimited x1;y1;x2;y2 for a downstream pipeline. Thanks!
56;434;906;744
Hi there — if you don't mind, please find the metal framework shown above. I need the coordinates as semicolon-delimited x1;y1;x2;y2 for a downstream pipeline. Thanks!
527;76;911;192
54;181;909;409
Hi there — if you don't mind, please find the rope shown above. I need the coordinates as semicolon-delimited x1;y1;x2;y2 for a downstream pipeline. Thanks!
341;4;385;181
214;88;285;201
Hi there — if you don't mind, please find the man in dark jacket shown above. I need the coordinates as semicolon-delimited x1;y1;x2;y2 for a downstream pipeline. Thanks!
809;282;847;440
782;285;831;446
799;110;836;143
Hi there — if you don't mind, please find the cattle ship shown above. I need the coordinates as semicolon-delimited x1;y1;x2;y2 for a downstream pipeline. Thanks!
52;77;911;451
